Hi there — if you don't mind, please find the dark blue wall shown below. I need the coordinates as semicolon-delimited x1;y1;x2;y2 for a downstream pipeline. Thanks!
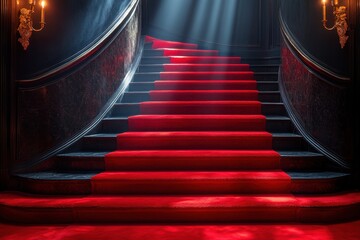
143;0;280;57
16;0;131;79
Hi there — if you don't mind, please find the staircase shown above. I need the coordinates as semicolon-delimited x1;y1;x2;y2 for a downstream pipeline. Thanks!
1;36;359;227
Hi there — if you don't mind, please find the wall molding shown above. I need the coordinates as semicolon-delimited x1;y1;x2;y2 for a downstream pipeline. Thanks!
278;68;350;170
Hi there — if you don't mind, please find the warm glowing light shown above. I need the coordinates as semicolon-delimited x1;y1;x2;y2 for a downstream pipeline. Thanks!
322;0;327;22
41;0;46;8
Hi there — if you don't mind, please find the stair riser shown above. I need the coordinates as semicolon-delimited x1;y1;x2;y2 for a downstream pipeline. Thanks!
142;50;219;57
97;118;293;133
133;73;278;82
128;82;279;91
117;135;273;150
55;155;326;172
139;103;262;115
101;119;128;133
110;103;285;117
140;57;242;64
137;65;279;73
121;92;281;103
81;135;306;152
13;176;349;195
128;118;265;131
92;179;291;194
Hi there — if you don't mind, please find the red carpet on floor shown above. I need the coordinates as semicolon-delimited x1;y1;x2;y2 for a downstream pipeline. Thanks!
1;222;360;240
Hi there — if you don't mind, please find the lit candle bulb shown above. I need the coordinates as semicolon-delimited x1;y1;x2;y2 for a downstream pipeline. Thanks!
40;0;45;23
322;0;327;22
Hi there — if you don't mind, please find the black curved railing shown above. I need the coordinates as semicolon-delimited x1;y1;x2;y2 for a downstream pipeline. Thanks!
278;0;353;169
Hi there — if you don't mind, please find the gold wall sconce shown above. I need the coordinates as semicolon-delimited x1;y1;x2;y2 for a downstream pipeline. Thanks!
17;0;46;50
321;0;348;48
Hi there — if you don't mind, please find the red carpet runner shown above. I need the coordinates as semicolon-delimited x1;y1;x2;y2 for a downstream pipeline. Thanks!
1;36;360;239
97;35;286;194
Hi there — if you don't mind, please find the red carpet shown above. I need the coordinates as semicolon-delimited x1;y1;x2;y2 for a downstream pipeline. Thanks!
159;71;254;80
0;36;359;238
169;56;241;64
1;222;360;240
163;63;251;71
127;115;266;131
154;80;258;90
149;90;259;101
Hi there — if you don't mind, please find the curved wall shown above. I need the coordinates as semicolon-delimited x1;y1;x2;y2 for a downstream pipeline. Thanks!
14;0;141;170
16;0;131;80
279;0;354;167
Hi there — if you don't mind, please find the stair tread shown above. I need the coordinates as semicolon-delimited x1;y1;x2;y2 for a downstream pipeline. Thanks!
57;152;109;157
85;132;301;138
103;115;288;120
58;150;319;158
125;90;281;93
278;151;324;157
15;171;349;181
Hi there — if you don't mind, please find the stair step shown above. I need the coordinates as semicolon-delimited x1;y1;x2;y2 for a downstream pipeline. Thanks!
91;171;291;194
104;150;281;171
116;131;273;150
138;63;251;72
102;115;294;133
82;134;118;151
279;151;327;170
143;49;219;57
98;115;292;133
272;133;306;151
148;90;259;101
101;117;128;133
11;170;350;195
139;101;262;115
121;91;281;103
127;115;266;131
2;192;359;223
241;57;281;65
110;102;285;117
250;64;280;72
140;56;242;64
153;80;258;90
56;152;107;171
137;64;279;73
134;72;255;81
128;81;279;91
56;151;327;172
145;36;198;49
266;116;294;133
80;133;303;151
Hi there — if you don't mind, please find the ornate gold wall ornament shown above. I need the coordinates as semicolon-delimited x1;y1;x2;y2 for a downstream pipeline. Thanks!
18;8;33;50
321;0;349;49
17;1;46;50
